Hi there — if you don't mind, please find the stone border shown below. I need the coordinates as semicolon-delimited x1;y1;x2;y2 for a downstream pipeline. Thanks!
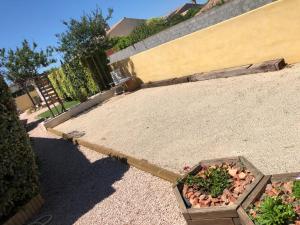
47;128;180;183
43;89;115;129
141;58;286;89
238;172;300;225
173;157;264;225
3;194;44;225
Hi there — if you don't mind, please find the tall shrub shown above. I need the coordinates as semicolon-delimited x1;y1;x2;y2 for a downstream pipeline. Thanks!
0;76;39;222
48;60;100;102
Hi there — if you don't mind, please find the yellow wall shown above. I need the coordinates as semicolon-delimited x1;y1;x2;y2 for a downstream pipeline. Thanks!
15;90;40;112
112;0;300;82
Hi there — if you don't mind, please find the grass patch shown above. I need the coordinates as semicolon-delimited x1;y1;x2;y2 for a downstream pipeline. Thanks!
37;101;80;119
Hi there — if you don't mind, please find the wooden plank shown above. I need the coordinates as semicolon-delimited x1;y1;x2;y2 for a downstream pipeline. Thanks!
186;218;235;225
173;186;191;220
142;75;190;88
241;176;270;209
157;168;180;183
3;194;44;225
248;58;286;73
188;205;238;219
200;157;239;167
142;59;286;89
73;136;181;183
235;157;264;207
233;218;241;225
190;65;252;82
238;157;262;177
271;172;300;182
237;207;254;225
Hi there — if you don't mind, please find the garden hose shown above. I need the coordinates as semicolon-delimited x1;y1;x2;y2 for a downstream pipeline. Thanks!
28;215;53;225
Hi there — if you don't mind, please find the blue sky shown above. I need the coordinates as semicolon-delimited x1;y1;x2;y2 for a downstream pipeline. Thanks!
0;0;205;52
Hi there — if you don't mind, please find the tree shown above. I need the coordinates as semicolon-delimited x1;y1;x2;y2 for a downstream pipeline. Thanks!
56;7;113;61
0;40;55;106
56;7;113;91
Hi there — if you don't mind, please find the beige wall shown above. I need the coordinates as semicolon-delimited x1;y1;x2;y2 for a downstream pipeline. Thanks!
112;0;300;82
15;90;40;112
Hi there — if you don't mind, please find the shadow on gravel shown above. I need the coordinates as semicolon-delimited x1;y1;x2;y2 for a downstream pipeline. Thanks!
30;136;129;225
25;118;44;132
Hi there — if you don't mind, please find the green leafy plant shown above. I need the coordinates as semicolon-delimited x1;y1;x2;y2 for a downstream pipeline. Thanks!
292;180;300;199
253;197;296;225
0;40;55;106
111;5;202;51
0;76;39;222
56;7;112;93
185;167;231;197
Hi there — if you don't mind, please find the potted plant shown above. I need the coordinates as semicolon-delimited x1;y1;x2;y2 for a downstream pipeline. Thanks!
173;157;264;225
238;173;300;225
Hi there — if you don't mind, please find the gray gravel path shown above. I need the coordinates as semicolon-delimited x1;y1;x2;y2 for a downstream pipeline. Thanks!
56;64;300;175
28;122;185;225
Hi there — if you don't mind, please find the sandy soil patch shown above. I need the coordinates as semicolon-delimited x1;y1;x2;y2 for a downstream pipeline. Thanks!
56;64;300;175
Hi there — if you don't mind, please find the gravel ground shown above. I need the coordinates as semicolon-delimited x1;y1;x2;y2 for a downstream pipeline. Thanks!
56;64;300;175
27;121;185;225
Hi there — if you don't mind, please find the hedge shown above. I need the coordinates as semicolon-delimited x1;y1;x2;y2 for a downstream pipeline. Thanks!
0;76;39;222
111;6;202;51
48;59;100;102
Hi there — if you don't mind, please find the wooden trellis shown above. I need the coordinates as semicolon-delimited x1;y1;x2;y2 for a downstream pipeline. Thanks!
35;74;66;118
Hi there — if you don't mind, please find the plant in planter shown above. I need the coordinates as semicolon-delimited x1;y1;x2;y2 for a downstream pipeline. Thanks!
173;157;263;225
239;173;300;225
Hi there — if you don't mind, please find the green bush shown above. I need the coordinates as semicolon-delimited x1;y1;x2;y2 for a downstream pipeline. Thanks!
110;6;202;50
293;180;300;198
48;59;100;102
113;36;133;50
253;197;296;225
0;76;39;222
185;167;231;197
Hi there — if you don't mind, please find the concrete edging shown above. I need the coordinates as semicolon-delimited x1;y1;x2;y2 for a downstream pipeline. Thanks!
47;128;181;183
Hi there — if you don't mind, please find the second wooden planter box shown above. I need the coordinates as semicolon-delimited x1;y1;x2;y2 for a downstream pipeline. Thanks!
238;172;300;225
173;157;264;225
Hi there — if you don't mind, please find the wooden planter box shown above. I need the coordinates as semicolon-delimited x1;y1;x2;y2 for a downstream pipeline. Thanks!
3;194;44;225
173;157;264;225
238;172;300;225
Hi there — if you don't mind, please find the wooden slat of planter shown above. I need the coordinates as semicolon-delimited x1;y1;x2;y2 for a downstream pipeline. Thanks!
188;205;238;219
241;176;271;209
239;157;261;178
237;207;253;225
174;156;264;223
4;194;44;225
239;172;300;225
173;187;191;220
272;172;300;182
234;157;264;207
200;157;240;167
186;217;235;225
233;217;242;225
